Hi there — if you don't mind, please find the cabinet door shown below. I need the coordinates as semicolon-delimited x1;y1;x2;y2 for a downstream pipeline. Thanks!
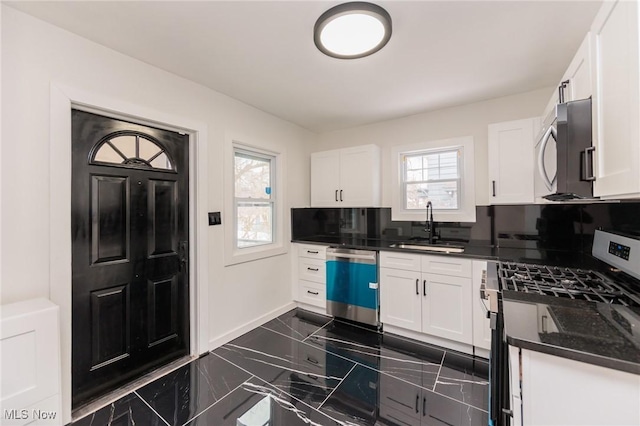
421;273;473;344
488;118;537;204
338;145;381;207
562;33;592;102
311;150;341;206
591;0;640;198
380;267;421;332
521;349;640;426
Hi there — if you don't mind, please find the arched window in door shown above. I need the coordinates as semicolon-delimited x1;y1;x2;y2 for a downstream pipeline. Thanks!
90;132;175;171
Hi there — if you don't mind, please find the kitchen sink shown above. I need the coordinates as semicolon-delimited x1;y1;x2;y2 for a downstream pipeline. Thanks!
389;243;465;253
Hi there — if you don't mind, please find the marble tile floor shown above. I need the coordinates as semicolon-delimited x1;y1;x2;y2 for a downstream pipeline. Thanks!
72;308;489;426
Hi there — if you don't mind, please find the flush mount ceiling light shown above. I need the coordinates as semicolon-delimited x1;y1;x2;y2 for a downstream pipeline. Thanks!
314;2;392;59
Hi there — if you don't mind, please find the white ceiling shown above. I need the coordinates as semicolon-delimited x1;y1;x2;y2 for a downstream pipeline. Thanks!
6;1;602;133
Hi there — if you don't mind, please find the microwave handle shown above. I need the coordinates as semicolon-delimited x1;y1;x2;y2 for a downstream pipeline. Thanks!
538;125;557;191
582;146;596;181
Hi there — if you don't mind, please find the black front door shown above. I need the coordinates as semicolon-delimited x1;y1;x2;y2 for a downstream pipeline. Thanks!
71;110;189;407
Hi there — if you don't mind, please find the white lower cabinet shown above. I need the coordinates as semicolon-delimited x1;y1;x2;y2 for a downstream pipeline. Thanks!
421;272;472;343
379;267;422;332
380;252;473;347
509;346;640;426
292;243;328;313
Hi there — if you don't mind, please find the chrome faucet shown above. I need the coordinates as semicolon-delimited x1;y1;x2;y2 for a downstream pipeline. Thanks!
424;201;434;244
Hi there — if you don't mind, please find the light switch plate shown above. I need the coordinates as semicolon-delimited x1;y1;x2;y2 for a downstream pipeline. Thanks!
208;212;221;226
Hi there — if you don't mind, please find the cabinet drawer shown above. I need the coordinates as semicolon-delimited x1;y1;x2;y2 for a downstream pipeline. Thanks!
298;258;326;283
421;255;471;278
299;281;326;308
380;251;421;272
297;244;327;260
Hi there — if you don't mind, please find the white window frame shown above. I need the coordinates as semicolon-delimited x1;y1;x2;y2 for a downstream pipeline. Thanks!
224;137;286;265
233;147;276;249
391;136;476;222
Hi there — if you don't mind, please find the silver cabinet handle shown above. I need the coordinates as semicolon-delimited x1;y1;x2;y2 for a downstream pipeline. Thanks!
583;146;596;181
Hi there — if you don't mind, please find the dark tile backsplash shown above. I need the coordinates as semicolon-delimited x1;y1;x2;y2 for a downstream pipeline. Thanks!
291;202;640;253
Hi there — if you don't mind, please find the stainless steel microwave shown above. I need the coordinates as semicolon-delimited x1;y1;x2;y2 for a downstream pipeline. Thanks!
535;98;595;201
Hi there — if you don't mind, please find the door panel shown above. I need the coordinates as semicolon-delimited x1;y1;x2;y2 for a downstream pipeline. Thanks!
147;277;178;347
91;175;130;264
148;180;177;256
90;284;130;368
72;109;189;407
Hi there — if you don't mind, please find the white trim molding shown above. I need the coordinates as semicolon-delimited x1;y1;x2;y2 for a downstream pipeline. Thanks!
49;82;209;424
391;136;476;223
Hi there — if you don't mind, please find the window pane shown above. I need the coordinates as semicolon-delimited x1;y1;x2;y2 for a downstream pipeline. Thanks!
407;150;460;183
150;152;172;170
235;153;271;199
237;202;273;248
406;169;423;182
405;181;459;210
94;143;124;164
110;135;137;159
139;137;162;160
406;156;423;170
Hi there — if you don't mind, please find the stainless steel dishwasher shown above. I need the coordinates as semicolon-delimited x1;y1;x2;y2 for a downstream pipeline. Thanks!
326;248;379;327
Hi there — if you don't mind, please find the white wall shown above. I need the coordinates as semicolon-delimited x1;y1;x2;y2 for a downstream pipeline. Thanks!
316;88;551;208
0;5;314;341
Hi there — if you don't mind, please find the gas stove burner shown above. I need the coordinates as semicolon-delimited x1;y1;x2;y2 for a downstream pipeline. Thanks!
498;261;640;308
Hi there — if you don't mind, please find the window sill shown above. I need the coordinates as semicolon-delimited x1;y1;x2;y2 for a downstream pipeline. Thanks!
392;208;476;223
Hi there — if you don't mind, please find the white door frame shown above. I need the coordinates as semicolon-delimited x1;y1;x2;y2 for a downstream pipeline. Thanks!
49;82;209;424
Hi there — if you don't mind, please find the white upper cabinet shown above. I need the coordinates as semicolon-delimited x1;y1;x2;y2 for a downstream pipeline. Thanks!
540;33;592;135
310;144;381;207
561;33;593;103
488;117;539;204
590;0;640;199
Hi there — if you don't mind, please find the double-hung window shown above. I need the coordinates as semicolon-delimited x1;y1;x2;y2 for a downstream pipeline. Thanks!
233;147;276;249
402;148;461;210
391;136;475;222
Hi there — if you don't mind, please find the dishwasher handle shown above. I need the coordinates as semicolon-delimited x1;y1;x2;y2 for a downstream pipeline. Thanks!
327;252;377;262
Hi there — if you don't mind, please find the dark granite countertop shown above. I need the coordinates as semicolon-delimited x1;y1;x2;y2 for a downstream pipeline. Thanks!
292;236;597;268
292;236;640;374
502;291;640;375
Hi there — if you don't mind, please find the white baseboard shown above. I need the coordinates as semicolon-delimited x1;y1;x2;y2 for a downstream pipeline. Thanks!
208;302;296;350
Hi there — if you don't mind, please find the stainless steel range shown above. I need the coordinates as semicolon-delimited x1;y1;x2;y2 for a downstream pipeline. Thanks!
486;229;640;426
